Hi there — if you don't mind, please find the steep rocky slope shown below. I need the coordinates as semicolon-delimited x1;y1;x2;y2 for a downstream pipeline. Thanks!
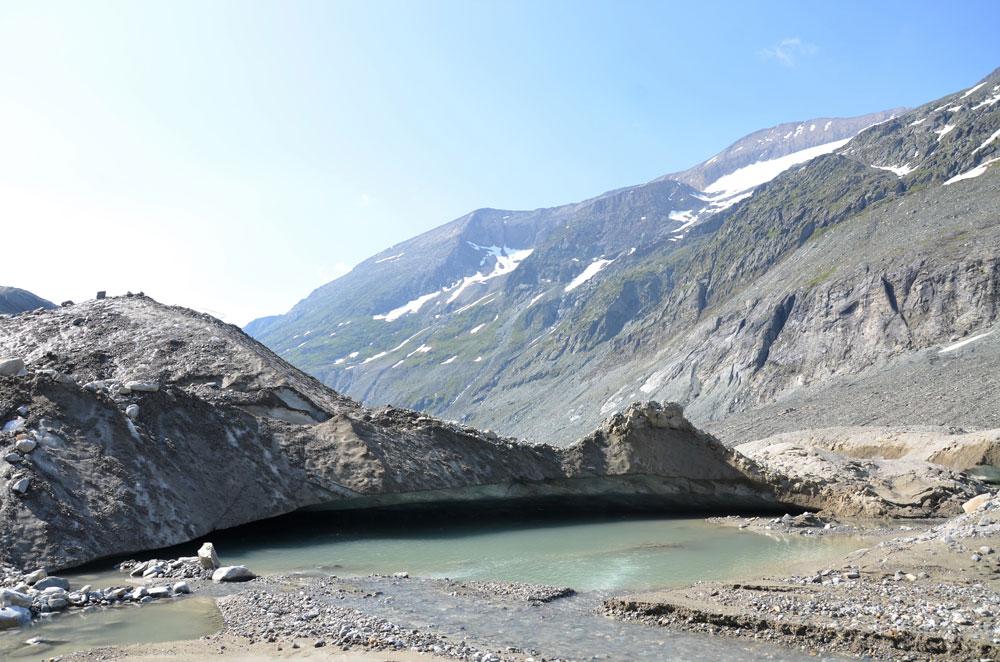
0;287;54;315
252;68;999;445
0;298;979;571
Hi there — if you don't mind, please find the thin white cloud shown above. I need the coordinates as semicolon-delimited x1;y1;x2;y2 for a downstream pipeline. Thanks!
759;37;817;67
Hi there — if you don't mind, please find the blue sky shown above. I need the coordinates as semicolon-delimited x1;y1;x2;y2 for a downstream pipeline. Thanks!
2;0;998;323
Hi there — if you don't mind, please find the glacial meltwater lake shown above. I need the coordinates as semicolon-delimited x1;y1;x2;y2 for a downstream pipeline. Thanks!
0;515;859;660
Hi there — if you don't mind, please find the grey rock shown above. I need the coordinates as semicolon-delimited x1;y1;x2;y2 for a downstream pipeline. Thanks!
0;590;32;608
13;438;36;454
0;605;31;629
33;576;69;591
951;611;973;625
4;452;21;464
0;358;24;377
22;569;46;584
125;404;140;420
212;565;255;583
172;581;191;594
1;417;24;433
142;562;166;577
124;381;159;393
198;542;220;570
46;596;68;610
8;477;29;494
148;586;172;598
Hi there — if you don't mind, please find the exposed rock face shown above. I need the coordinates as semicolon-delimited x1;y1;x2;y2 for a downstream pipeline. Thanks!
0;297;982;571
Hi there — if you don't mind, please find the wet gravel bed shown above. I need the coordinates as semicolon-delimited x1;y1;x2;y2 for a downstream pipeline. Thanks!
606;567;1000;660
441;580;575;605
216;576;520;662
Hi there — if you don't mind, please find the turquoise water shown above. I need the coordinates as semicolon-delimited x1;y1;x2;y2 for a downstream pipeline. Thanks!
0;515;857;660
193;515;855;591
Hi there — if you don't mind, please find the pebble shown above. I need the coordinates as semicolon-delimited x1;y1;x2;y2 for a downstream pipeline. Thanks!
14;438;36;453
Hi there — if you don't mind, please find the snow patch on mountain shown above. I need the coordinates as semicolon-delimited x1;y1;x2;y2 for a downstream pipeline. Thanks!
362;351;389;364
935;124;956;141
972;87;1000;110
943;157;1000;186
446;245;534;303
974;129;1000;154
406;344;433;358
939;330;993;353
961;82;987;99
526;290;549;308
454;293;496;315
702;138;852;198
872;163;915;177
373;290;442;322
668;210;696;224
565;259;614;293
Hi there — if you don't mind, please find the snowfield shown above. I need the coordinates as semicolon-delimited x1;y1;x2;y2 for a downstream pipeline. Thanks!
702;138;852;198
565;259;614;292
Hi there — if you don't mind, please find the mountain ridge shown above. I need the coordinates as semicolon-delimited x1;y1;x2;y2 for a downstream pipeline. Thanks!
247;68;1000;445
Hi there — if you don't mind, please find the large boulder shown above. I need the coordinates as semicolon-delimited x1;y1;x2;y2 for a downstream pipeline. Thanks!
197;542;220;570
212;565;255;583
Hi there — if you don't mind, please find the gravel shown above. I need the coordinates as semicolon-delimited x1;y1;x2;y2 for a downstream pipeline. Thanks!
217;577;515;661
